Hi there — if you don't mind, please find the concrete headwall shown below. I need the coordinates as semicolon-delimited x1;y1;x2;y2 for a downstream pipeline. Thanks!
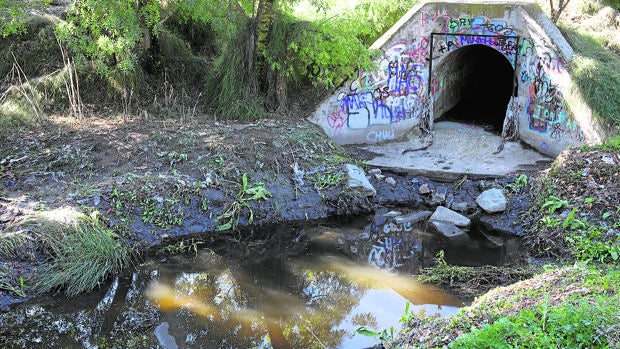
309;0;604;156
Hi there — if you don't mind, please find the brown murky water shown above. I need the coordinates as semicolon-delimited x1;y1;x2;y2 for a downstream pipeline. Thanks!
0;209;522;348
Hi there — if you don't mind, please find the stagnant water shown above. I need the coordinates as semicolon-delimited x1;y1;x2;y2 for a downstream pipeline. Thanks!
0;208;522;348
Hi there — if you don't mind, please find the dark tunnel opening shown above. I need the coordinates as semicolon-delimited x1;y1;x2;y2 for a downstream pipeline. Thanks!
433;44;515;131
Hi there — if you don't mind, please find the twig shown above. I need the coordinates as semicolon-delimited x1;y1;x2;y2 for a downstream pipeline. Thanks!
304;322;327;349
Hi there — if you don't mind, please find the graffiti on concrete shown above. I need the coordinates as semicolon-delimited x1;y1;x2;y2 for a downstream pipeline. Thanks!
519;41;583;142
324;38;432;139
316;5;583;149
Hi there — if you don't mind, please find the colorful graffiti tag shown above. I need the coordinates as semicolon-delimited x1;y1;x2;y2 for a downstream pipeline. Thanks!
519;39;583;142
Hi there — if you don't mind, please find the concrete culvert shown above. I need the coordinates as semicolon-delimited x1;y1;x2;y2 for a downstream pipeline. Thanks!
433;44;514;132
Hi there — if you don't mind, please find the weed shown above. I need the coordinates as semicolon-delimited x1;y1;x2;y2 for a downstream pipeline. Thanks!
540;196;568;214
216;173;272;231
159;238;205;256
450;295;619;348
540;215;561;228
157;151;188;168
562;208;588;230
35;211;135;296
0;231;33;260
418;251;535;297
0;267;26;297
312;171;344;191
506;174;528;193
566;226;620;263
355;325;395;343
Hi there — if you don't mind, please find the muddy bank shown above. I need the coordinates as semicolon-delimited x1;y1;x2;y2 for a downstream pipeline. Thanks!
0;117;536;310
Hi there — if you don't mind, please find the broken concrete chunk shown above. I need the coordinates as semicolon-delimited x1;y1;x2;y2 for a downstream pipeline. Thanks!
451;201;469;212
393;210;433;225
429;206;470;227
345;164;376;196
367;168;382;176
476;188;507;213
431;187;447;204
430;221;467;238
385;177;396;186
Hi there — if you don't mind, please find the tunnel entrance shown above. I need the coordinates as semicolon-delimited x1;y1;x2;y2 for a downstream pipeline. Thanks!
432;44;515;131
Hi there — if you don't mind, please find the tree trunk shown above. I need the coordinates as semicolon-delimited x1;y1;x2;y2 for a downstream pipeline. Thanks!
549;0;571;23
253;0;287;112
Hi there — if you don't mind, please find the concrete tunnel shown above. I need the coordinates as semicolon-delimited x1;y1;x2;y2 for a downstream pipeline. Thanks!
433;44;515;131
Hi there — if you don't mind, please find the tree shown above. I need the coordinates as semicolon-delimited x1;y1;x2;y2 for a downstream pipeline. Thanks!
549;0;571;22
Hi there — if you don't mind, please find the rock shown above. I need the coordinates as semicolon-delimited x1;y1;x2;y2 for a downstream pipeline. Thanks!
431;187;447;204
451;201;468;212
0;212;13;223
601;155;616;165
393;210;433;225
430;221;467;238
419;183;431;195
375;174;386;181
385;177;396;186
429;206;470;227
345;164;376;196
367;169;382;176
476;188;507;213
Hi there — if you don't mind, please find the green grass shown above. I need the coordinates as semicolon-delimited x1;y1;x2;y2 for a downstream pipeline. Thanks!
449;266;620;349
561;24;620;128
35;212;135;296
451;295;619;348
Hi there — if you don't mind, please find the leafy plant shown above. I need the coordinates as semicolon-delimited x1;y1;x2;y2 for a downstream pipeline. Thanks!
400;301;414;323
566;226;620;263
540;196;568;214
312;172;343;190
562;208;588;230
450;295;619;348
540;215;561;228
216;173;272;231
160;238;205;256
507;174;528;193
355;325;394;342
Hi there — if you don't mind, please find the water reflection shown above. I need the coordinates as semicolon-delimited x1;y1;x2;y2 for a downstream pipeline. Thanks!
1;209;521;348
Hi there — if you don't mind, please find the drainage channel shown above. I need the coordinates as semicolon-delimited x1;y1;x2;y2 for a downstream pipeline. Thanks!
0;208;523;349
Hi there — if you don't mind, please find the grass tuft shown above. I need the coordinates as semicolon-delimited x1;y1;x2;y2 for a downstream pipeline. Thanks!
34;212;135;297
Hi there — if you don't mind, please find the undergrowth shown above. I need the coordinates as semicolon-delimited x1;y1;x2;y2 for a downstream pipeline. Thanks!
417;251;536;298
451;294;619;348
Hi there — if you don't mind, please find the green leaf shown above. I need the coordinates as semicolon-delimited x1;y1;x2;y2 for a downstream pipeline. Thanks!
355;326;380;337
242;173;248;191
602;211;612;219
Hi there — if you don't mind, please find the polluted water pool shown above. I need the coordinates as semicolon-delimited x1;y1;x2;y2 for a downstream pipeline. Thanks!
0;208;522;348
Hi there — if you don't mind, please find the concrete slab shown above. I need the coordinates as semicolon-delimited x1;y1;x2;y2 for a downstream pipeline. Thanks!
361;122;552;179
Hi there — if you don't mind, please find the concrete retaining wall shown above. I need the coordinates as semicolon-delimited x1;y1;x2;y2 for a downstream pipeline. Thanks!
309;0;604;156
